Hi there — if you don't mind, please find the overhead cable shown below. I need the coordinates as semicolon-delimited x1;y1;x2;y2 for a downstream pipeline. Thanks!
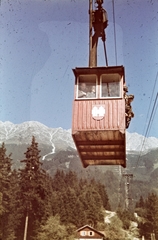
133;92;158;172
112;0;117;65
143;72;158;135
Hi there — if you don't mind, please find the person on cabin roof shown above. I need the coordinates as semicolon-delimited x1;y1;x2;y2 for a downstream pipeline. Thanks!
78;83;87;98
123;85;128;93
125;94;134;128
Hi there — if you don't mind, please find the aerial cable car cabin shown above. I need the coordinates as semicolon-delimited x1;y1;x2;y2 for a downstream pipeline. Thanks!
72;0;134;168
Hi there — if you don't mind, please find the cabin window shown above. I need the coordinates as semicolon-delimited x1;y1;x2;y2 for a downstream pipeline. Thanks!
80;231;87;236
77;74;97;99
88;231;94;236
100;73;121;98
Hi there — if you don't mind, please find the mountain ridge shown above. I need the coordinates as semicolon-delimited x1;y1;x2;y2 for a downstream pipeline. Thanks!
1;121;158;204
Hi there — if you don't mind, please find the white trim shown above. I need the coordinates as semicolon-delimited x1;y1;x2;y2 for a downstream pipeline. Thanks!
100;73;122;99
76;74;98;99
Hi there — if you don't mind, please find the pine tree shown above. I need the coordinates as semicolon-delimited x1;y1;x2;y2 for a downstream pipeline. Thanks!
146;193;158;237
61;187;84;227
0;143;17;240
96;182;111;210
136;195;145;208
52;170;66;191
138;193;158;239
65;171;79;190
51;170;107;228
9;170;22;237
18;136;52;240
37;215;74;240
80;184;104;227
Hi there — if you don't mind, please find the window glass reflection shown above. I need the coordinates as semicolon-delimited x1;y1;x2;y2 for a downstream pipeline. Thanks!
101;73;121;98
102;81;120;97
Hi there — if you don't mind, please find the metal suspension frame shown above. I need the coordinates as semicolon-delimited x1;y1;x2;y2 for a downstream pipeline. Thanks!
89;0;108;67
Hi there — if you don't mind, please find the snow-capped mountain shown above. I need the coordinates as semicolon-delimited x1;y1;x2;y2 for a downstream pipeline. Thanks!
126;132;158;153
0;121;75;150
0;121;157;180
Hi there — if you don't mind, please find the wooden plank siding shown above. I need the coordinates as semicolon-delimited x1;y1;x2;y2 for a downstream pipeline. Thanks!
72;99;126;168
72;99;125;131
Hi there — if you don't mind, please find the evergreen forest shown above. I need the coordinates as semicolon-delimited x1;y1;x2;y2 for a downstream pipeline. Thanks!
0;137;158;240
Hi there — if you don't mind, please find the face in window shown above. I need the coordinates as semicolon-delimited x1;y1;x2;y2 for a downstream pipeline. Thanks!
87;84;96;98
78;83;87;98
91;85;96;93
79;83;87;92
77;74;97;99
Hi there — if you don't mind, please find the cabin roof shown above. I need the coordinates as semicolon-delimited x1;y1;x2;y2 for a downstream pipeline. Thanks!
76;224;105;237
73;65;125;78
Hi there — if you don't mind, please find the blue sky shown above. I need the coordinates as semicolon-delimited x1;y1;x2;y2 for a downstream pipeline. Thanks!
0;0;158;138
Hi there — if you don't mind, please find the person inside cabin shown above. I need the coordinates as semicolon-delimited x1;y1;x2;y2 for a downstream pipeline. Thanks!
87;85;96;98
78;82;87;98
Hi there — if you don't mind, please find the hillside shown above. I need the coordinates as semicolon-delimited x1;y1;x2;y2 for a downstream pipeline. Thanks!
0;120;158;209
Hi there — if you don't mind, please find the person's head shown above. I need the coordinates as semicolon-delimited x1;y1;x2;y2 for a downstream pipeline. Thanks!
79;83;87;91
91;85;96;93
123;85;128;92
128;95;134;102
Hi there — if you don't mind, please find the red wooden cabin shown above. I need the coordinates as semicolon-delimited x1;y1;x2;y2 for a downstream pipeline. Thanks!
72;65;126;168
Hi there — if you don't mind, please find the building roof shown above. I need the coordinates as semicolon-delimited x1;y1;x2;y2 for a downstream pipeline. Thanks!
76;225;105;237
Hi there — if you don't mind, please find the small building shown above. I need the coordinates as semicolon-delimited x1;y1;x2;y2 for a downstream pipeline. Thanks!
75;225;106;240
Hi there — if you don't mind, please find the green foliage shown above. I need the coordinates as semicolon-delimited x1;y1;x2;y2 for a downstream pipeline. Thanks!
17;136;53;239
0;138;111;239
135;195;146;218
105;215;125;240
150;168;158;189
0;143;12;214
135;207;146;218
117;209;135;230
131;179;150;205
51;170;110;228
135;195;145;208
37;215;75;240
145;193;158;237
95;180;111;210
101;170;120;210
0;143;18;240
136;192;158;239
16;137;110;238
79;185;104;226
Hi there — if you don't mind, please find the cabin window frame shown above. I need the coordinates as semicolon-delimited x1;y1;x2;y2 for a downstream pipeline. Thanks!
80;231;87;236
100;73;122;99
76;74;98;99
88;231;94;236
